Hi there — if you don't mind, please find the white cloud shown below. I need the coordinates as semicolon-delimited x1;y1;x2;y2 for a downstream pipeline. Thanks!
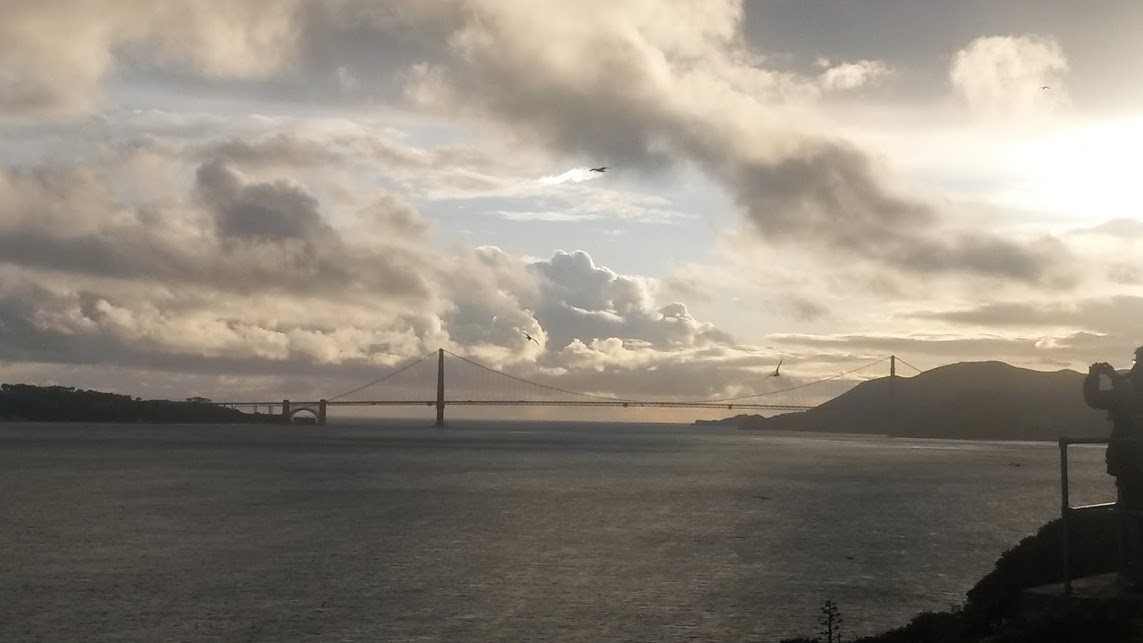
400;2;1068;284
818;60;891;92
538;167;604;185
950;34;1069;119
0;0;304;117
497;211;607;222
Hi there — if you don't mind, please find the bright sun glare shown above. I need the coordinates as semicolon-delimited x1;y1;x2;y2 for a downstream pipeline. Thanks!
997;116;1143;222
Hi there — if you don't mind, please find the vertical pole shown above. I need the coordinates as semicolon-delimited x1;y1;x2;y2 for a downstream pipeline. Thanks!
318;399;327;425
434;349;446;428
1059;439;1073;595
888;355;897;435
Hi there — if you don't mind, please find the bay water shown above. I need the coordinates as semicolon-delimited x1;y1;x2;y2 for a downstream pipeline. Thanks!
0;421;1112;641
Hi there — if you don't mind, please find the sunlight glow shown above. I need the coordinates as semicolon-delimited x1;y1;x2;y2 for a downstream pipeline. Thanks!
994;116;1143;221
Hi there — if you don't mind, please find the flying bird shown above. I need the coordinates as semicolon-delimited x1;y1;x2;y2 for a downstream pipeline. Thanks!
772;358;783;377
1040;86;1051;90
524;332;539;346
589;166;608;173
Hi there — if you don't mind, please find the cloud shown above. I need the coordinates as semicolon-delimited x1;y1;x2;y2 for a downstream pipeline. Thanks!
524;250;734;353
402;1;1067;284
496;211;607;222
892;295;1143;368
0;1;305;117
950;34;1069;118
0;130;776;401
3;0;1128;406
195;160;335;242
0;2;1073;283
538;167;605;185
0;152;436;301
818;60;891;91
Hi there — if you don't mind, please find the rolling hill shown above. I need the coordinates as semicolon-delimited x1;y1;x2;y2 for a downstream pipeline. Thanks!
700;361;1113;441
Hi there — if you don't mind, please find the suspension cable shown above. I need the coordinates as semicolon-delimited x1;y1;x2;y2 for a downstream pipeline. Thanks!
326;350;437;401
682;356;892;403
443;349;891;406
442;349;642;403
895;357;923;374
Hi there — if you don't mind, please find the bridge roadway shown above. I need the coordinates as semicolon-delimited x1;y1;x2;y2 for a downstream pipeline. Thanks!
217;400;811;411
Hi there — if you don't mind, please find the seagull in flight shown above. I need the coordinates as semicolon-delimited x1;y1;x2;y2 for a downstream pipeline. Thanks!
524;332;540;346
1040;86;1051;90
772;358;783;377
589;166;608;173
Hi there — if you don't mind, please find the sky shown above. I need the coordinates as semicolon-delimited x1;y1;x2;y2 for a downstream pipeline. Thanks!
2;0;1142;420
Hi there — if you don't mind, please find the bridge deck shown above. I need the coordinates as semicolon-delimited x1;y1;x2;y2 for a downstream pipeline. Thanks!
216;400;810;411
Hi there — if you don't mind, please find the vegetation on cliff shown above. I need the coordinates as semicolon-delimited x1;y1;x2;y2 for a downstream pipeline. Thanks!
783;512;1136;642
0;383;273;423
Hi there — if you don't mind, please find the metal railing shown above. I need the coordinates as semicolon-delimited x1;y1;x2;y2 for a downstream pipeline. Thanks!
1057;436;1143;594
1059;437;1115;595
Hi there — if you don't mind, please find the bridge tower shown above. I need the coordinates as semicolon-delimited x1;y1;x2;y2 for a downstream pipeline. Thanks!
434;348;446;428
889;356;897;432
281;399;291;424
318;399;327;425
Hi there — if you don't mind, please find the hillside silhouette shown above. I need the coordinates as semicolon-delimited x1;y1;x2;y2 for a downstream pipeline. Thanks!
702;361;1110;440
0;383;273;423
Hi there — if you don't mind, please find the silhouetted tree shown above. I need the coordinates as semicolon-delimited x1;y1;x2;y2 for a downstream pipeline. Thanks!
819;600;843;643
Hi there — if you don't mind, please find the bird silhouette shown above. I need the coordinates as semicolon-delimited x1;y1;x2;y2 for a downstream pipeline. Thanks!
589;166;608;172
524;332;540;346
1040;86;1051;90
772;357;783;377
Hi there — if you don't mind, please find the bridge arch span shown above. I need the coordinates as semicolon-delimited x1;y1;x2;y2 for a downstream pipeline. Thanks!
281;399;327;425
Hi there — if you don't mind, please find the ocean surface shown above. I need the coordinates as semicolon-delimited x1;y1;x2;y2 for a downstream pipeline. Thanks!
0;420;1113;641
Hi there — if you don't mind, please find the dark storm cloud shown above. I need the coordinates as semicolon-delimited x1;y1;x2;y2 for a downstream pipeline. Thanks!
894;234;1063;282
195;160;334;242
0;160;432;299
712;142;1055;280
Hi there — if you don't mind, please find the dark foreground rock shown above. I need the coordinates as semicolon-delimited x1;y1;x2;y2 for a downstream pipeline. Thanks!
783;512;1140;642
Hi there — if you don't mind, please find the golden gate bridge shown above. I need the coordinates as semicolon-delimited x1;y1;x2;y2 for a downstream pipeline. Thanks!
213;349;922;425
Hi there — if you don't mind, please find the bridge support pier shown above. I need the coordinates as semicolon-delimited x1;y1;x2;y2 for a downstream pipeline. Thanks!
318;399;327;425
433;348;446;428
282;399;291;424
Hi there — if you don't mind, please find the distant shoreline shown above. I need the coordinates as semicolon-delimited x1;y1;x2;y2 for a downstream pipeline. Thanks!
0;383;278;425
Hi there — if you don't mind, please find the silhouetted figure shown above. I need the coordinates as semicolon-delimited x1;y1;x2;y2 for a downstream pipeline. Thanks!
589;166;608;172
1083;346;1143;589
524;332;539;346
